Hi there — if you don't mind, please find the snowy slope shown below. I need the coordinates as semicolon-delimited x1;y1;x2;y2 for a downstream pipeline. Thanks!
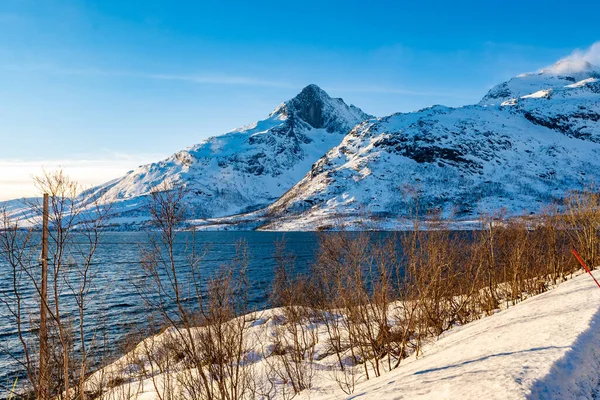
480;59;600;106
93;269;600;399
325;270;600;400
257;61;600;230
86;85;371;221
3;61;600;230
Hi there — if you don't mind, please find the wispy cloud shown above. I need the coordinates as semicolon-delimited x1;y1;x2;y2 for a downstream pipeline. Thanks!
544;41;600;73
0;63;296;88
144;73;296;88
0;62;482;98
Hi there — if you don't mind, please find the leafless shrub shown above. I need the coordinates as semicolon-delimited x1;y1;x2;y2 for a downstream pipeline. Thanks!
0;170;112;400
266;239;317;396
6;176;597;399
564;188;600;269
134;182;254;400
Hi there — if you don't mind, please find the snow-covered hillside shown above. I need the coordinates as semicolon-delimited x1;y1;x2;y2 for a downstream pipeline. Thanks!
257;60;600;230
92;269;600;399
3;60;600;231
86;85;371;222
480;59;600;107
320;270;600;400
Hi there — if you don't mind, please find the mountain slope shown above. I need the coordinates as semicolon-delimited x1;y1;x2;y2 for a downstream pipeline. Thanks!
479;59;600;106
90;85;371;221
323;271;600;400
5;60;600;231
256;61;600;230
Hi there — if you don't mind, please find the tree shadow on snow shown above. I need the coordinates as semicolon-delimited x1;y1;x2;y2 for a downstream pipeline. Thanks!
412;346;569;376
527;306;600;399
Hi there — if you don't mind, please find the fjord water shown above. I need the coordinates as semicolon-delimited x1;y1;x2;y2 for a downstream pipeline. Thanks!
0;231;320;388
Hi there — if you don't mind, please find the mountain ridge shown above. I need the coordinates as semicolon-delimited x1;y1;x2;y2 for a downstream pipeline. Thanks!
84;84;372;224
3;61;600;231
249;62;600;230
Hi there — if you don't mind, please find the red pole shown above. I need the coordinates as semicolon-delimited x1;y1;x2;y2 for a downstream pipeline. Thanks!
572;249;600;290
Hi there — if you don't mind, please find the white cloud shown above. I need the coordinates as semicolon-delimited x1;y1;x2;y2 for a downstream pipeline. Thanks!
0;153;165;201
564;41;600;66
0;64;295;88
543;41;600;73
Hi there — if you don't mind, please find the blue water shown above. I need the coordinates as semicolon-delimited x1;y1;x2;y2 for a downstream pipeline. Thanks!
0;231;320;392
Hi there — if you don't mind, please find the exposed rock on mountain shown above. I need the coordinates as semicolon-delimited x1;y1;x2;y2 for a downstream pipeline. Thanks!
4;61;600;231
257;61;600;230
89;84;371;221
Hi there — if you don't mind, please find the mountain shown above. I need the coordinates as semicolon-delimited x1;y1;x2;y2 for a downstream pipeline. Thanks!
479;59;600;106
252;61;600;230
87;84;371;224
4;60;600;231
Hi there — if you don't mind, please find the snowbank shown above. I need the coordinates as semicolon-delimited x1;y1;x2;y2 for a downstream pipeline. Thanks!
333;271;600;399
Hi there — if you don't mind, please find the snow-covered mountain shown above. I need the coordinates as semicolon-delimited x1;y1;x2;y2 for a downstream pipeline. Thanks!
4;60;600;231
87;85;371;222
255;60;600;230
480;59;600;106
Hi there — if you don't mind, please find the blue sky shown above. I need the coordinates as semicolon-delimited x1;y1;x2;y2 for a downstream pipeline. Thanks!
1;0;599;199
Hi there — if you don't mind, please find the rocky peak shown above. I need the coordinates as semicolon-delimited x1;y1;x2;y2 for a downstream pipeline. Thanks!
285;84;332;128
276;84;372;132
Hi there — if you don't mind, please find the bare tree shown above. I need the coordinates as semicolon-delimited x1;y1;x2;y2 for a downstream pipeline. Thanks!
267;239;316;396
565;189;600;269
135;182;254;400
0;169;112;399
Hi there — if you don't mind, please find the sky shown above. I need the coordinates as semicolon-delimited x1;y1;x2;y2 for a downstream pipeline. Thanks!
1;0;599;200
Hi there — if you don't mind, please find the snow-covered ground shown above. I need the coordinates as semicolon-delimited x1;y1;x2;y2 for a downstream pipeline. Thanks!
94;270;600;399
331;270;600;400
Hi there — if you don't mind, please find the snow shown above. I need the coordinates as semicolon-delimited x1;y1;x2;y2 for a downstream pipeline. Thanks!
480;60;600;106
338;271;600;400
92;270;600;399
3;61;600;231
69;85;372;222
501;98;518;106
521;89;553;99
565;78;599;88
252;62;600;231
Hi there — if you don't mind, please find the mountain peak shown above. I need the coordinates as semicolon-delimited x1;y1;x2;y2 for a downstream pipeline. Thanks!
541;59;596;75
275;84;371;131
480;59;600;105
286;84;329;128
297;83;328;97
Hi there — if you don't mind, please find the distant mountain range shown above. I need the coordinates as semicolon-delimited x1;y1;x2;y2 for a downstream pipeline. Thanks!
4;59;600;230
